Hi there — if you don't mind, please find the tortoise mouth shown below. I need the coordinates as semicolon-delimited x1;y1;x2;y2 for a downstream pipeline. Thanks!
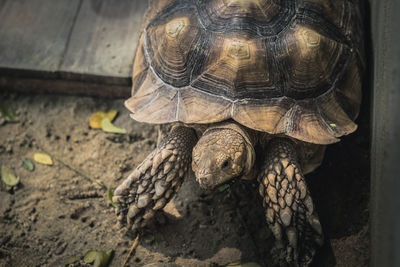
196;173;241;191
195;173;216;190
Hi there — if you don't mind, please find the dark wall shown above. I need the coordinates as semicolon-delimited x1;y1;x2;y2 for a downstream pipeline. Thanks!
371;0;400;266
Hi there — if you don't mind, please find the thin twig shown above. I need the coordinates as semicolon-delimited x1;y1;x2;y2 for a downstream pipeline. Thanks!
122;235;139;267
39;147;107;190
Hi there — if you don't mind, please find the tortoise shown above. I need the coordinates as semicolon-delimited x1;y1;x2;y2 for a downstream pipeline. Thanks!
113;0;364;265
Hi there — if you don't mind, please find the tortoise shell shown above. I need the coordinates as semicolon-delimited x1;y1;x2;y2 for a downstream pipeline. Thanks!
125;0;364;144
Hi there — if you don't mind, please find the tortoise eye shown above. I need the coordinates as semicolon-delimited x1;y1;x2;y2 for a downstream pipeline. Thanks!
221;159;231;170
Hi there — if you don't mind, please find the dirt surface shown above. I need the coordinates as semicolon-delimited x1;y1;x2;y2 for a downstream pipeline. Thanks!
0;91;370;267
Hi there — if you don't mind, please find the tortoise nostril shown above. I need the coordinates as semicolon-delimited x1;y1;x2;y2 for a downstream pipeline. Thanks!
196;173;213;187
198;176;208;184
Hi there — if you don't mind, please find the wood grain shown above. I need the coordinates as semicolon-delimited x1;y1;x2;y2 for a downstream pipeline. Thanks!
0;0;81;76
60;0;148;85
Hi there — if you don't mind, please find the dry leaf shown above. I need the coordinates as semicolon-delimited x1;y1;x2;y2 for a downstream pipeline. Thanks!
89;110;118;129
1;164;20;186
93;250;113;267
33;153;53;165
22;158;35;172
218;184;230;192
107;188;119;208
0;102;19;122
84;249;113;266
106;110;118;121
84;250;97;263
64;257;79;265
101;118;127;134
89;111;107;129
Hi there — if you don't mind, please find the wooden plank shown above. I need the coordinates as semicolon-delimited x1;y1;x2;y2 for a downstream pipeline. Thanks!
0;0;81;76
0;76;130;98
60;0;148;85
371;0;400;266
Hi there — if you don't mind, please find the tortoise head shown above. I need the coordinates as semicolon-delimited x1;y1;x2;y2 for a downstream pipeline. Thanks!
192;126;255;190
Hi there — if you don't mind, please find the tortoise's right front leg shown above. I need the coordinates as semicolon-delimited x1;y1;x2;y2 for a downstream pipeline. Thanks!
113;126;197;231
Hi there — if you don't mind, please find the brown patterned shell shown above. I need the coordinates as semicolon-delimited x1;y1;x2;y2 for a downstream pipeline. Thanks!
126;0;364;144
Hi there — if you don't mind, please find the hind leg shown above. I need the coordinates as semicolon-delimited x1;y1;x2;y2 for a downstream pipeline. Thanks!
258;138;323;266
113;126;197;231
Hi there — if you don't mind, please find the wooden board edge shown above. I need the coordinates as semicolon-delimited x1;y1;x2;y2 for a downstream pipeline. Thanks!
0;76;130;98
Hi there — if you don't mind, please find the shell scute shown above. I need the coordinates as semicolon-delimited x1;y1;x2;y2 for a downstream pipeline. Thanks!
298;0;350;31
275;24;349;98
196;0;296;36
146;8;204;87
177;88;232;123
191;34;278;98
233;97;295;133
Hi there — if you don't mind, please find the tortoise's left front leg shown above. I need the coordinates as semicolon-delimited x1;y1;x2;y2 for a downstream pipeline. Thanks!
258;138;323;266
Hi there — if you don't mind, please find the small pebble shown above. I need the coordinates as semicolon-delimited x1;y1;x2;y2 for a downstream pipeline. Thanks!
30;214;38;223
55;242;68;255
6;144;13;153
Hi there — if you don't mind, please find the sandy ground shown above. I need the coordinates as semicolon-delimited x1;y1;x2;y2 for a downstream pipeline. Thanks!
0;91;369;267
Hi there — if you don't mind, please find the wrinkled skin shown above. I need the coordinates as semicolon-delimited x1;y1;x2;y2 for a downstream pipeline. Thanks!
192;128;252;189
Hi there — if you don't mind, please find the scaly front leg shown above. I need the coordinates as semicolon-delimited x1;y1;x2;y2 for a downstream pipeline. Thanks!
258;138;323;266
113;126;197;231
